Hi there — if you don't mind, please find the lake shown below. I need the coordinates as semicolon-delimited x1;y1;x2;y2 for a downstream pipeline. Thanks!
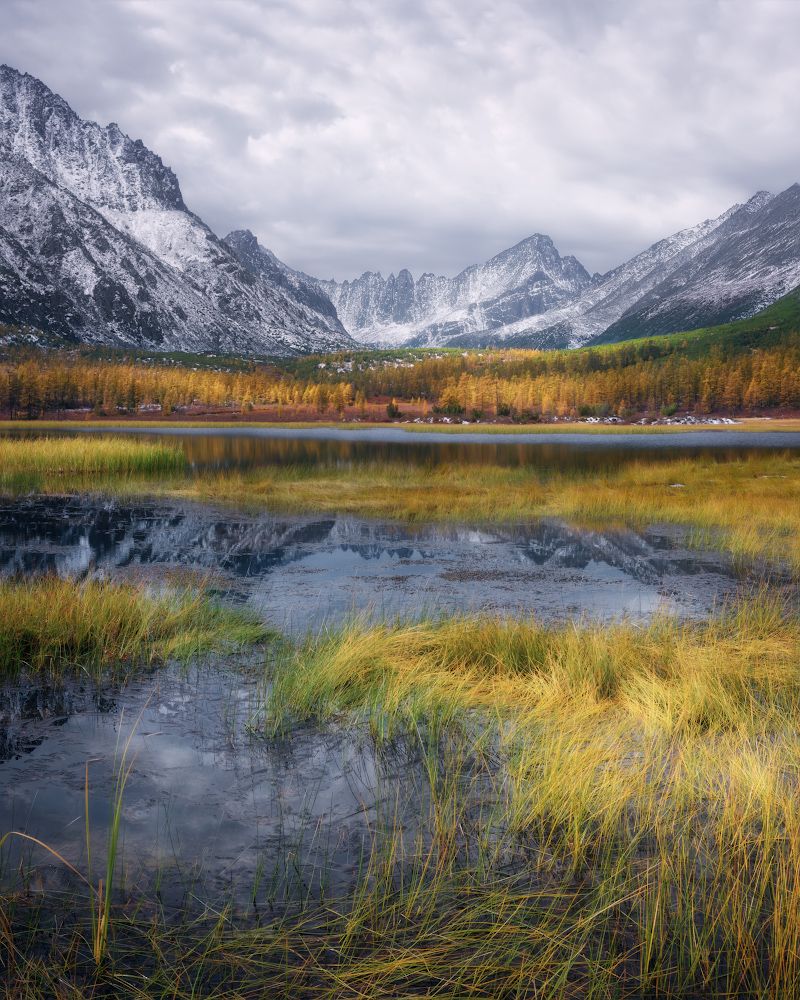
1;427;798;916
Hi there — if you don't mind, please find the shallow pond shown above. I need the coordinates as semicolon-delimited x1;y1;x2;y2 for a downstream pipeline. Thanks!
1;656;451;912
0;494;769;632
1;427;798;917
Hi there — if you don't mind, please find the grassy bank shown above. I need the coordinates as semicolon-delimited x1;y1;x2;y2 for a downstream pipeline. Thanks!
0;577;266;679
257;602;800;995
0;435;185;491
7;600;800;997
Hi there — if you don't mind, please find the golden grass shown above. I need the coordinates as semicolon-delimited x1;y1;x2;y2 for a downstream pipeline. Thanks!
269;599;800;738
0;576;266;678
253;600;800;995
0;434;184;490
3;436;800;993
6;594;800;994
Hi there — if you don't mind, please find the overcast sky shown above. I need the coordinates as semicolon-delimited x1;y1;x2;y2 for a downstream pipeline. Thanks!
2;0;799;280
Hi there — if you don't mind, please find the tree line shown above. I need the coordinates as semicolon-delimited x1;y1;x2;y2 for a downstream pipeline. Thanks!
1;333;799;419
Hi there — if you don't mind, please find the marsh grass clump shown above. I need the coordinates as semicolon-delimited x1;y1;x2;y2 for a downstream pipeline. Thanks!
266;599;800;736
249;600;800;996
0;435;185;491
0;577;266;679
8;600;800;996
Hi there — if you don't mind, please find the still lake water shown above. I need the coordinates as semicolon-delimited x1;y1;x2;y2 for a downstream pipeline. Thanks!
7;422;800;471
1;428;798;910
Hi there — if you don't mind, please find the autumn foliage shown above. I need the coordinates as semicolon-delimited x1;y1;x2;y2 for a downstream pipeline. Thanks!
1;329;799;420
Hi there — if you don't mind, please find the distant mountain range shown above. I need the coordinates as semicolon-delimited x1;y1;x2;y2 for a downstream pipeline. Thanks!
1;64;800;356
322;187;800;349
318;234;595;348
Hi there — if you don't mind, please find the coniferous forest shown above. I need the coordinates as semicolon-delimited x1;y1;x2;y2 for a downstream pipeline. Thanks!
3;315;799;422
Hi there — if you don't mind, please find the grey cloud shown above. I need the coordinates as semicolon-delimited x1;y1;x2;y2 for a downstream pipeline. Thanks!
1;0;799;280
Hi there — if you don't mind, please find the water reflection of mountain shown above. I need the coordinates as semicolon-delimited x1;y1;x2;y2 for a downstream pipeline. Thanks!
0;495;736;593
0;681;118;762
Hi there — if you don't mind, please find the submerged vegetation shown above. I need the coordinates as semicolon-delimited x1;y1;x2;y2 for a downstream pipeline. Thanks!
0;577;266;679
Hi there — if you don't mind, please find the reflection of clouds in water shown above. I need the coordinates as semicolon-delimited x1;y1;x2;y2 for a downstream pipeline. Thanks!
0;661;404;900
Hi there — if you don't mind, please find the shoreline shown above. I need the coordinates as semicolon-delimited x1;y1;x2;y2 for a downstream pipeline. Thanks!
3;416;800;436
3;418;800;451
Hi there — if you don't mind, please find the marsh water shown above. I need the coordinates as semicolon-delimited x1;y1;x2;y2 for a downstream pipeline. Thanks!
2;427;799;912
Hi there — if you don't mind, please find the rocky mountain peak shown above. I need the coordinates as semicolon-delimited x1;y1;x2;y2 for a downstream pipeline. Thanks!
320;231;593;346
0;65;352;354
0;64;185;214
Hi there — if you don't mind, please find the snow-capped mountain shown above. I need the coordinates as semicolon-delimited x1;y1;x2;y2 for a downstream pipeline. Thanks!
0;65;352;354
2;65;798;356
473;198;759;349
595;186;800;343
319;234;594;347
322;186;800;350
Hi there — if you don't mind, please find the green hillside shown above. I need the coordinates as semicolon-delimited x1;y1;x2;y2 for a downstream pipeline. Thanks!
589;282;800;355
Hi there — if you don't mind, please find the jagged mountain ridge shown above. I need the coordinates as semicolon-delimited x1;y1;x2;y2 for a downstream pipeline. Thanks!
322;186;800;350
453;196;763;350
319;234;594;347
0;65;352;354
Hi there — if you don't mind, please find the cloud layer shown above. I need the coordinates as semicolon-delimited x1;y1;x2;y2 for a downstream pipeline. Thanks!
2;0;799;279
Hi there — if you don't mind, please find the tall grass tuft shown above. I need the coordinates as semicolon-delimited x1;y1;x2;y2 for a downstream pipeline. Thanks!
0;435;185;491
0;577;267;679
248;601;800;995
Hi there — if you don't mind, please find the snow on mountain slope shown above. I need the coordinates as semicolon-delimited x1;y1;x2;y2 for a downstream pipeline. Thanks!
223;229;342;325
471;198;759;348
0;152;230;346
322;185;800;351
320;234;593;347
596;186;800;343
0;64;352;354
